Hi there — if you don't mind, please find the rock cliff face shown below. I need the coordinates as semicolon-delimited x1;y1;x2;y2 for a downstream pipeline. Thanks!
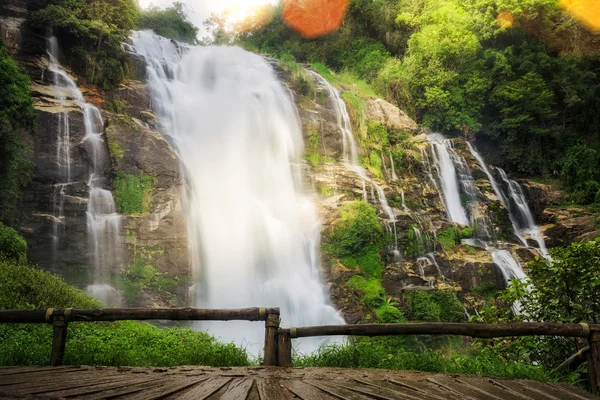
1;3;190;306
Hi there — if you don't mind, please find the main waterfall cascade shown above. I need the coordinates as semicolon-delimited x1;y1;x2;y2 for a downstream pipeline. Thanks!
426;133;547;288
130;31;344;354
46;37;123;305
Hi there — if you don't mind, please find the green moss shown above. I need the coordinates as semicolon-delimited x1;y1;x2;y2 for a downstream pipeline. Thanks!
341;91;367;137
108;139;124;159
113;172;155;215
316;181;334;196
106;99;127;114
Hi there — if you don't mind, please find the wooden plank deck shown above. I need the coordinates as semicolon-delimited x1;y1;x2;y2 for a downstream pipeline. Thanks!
0;366;597;399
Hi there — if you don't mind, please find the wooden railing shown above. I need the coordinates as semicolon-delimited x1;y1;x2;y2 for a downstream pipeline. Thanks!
278;322;600;394
2;309;600;393
0;307;281;367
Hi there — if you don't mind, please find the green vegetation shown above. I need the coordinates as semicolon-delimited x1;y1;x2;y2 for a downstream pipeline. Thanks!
295;341;556;382
0;223;28;263
138;2;198;44
437;226;473;252
108;139;124;159
226;0;600;206
0;234;248;367
280;53;316;98
0;40;35;225
403;290;465;323
31;0;139;88
115;256;184;303
113;172;154;215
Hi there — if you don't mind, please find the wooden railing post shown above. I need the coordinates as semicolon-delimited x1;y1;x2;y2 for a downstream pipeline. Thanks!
263;311;280;366
50;311;69;366
588;332;600;394
277;329;292;367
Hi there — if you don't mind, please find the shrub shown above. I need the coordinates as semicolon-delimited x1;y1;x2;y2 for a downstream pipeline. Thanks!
0;223;28;262
328;201;383;257
0;258;100;310
113;172;155;215
403;290;466;323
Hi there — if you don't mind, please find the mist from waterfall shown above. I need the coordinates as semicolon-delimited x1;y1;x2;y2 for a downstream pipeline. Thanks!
130;31;344;355
46;37;122;305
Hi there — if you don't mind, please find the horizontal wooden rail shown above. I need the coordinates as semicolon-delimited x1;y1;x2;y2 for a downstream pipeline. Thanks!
280;322;599;339
277;322;600;393
0;307;280;367
0;307;279;324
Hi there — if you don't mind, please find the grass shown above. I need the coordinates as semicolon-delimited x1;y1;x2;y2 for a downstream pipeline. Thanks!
311;63;378;99
295;339;562;383
0;322;249;367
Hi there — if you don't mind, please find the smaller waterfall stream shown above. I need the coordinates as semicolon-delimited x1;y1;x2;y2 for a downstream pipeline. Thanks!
47;36;122;305
466;143;550;260
427;133;528;293
309;71;398;252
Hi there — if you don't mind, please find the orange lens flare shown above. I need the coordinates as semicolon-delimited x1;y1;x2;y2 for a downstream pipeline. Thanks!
283;0;350;39
497;11;515;29
561;0;600;31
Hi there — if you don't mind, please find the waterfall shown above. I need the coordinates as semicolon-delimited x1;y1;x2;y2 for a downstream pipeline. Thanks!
130;30;344;355
390;150;398;181
497;168;550;259
426;133;526;293
309;71;398;257
46;36;122;304
466;143;550;259
427;134;469;225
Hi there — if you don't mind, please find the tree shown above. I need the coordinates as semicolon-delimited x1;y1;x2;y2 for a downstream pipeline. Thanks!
0;39;35;224
138;2;198;44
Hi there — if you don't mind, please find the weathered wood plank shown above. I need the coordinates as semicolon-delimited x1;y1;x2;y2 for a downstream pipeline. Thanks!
0;370;126;388
0;366;75;377
122;377;206;400
256;378;290;400
283;323;596;339
263;313;279;367
387;378;453;400
305;379;373;400
342;379;423;400
219;378;254;400
10;375;131;396
176;377;232;400
547;383;600;400
281;380;337;399
50;316;68;366
35;376;158;398
589;333;600;394
76;378;171;399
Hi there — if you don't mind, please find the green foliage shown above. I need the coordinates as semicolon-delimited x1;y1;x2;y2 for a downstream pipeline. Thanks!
0;322;249;367
561;145;600;204
280;53;316;98
0;258;248;367
0;258;100;310
0;223;28;262
295;341;556;382
327;201;383;259
403;290;466;323
113;172;154;215
115;256;184;303
437;227;472;252
0;40;35;224
347;276;404;323
305;132;323;166
31;0;140;88
138;2;198;44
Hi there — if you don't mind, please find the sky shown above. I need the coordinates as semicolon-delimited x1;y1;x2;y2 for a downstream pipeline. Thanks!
137;0;276;35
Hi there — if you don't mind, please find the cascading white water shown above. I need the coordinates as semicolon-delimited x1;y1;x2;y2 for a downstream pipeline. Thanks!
390;150;398;181
427;134;469;225
427;133;527;294
47;36;122;304
497;168;550;259
466;143;550;260
130;31;344;355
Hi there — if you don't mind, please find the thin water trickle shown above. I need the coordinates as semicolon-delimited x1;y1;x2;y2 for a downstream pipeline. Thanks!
130;30;344;355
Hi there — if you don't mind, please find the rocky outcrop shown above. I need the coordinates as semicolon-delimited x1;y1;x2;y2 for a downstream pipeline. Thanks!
364;98;419;133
